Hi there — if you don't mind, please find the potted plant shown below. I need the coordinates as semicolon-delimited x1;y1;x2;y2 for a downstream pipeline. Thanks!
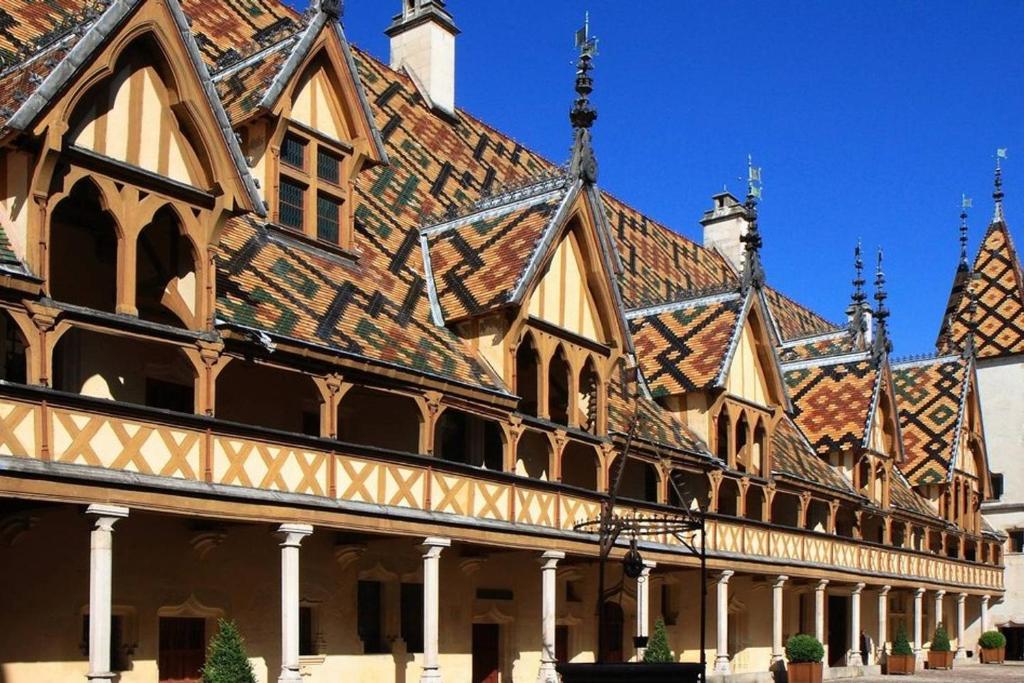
785;634;824;683
887;624;916;675
643;619;673;663
202;619;257;683
978;630;1006;664
927;623;954;670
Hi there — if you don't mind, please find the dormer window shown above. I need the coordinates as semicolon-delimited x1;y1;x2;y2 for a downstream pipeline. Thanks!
275;125;351;251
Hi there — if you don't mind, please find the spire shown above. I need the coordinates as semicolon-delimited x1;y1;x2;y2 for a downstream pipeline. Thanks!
872;248;892;363
993;148;1007;224
959;194;972;269
847;240;870;343
568;13;598;184
740;156;765;291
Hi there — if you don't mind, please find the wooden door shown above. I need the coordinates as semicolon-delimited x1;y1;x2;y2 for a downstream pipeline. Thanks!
159;617;206;683
472;623;500;683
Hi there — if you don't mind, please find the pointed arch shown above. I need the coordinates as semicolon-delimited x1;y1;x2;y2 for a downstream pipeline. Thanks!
548;344;572;425
135;205;200;328
514;331;541;417
577;355;601;434
49;178;120;312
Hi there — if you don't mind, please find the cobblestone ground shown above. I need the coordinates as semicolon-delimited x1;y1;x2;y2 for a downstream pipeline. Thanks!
856;661;1024;682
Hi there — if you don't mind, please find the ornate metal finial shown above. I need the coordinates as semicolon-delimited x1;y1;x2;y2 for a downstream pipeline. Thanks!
993;148;1007;224
320;0;342;20
568;13;599;184
872;248;892;362
847;240;869;340
959;194;972;268
740;156;765;291
962;273;980;360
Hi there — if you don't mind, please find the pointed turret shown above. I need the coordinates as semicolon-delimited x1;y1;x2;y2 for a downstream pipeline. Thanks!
937;197;973;352
568;14;598;184
740;157;765;291
872;248;892;363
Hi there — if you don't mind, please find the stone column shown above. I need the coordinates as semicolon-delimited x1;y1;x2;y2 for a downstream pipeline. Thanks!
277;523;313;683
847;583;865;666
537;551;564;683
814;579;829;648
636;560;656;661
86;504;129;682
913;588;925;662
878;586;891;659
955;593;967;660
934;590;946;638
420;537;451;682
771;575;788;666
714;571;734;674
981;595;990;632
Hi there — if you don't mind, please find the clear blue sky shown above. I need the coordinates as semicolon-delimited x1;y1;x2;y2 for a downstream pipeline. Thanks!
314;1;1023;355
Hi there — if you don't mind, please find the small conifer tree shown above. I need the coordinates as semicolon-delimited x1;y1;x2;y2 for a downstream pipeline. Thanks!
202;619;257;683
891;623;914;656
930;622;951;653
643;618;673;663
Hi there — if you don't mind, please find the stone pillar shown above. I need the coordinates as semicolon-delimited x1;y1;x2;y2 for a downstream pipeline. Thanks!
537;551;564;683
86;504;129;682
934;590;946;638
956;593;967;660
814;579;829;648
847;583;865;666
420;537;451;682
878;586;891;659
714;571;734;674
981;595;990;632
636;560;656;660
913;588;925;662
277;523;313;683
771;575;788;666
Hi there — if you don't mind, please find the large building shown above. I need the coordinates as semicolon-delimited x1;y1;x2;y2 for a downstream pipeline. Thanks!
0;1;1007;682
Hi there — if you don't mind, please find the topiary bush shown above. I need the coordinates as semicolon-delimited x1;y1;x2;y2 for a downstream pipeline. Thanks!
979;630;1007;649
202;619;256;683
930;622;951;653
892;623;914;656
785;634;824;664
643;618;673;663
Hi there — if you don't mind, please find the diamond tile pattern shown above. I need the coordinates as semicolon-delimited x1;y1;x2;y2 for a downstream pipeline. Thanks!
785;360;877;456
892;358;967;486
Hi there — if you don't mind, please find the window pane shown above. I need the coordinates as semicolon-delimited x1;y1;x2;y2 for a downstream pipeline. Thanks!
281;135;306;169
317;150;341;184
280;178;305;230
317;193;341;243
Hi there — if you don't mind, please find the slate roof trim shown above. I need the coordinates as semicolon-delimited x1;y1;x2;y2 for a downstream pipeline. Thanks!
778;328;851;349
624;289;743;320
944;359;973;482
713;290;753;388
508;179;583;304
780;350;872;372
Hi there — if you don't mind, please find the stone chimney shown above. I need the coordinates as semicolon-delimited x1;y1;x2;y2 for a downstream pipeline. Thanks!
700;191;750;274
386;0;459;116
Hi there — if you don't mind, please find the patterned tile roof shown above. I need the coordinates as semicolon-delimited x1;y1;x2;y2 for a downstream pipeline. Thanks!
181;0;302;69
628;293;743;396
0;0;94;60
942;221;1024;358
784;357;878;456
763;286;842;342
771;415;855;494
778;330;858;363
892;356;968;486
423;182;568;322
212;38;295;123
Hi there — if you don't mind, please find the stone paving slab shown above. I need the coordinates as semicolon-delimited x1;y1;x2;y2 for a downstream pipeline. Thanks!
855;661;1024;682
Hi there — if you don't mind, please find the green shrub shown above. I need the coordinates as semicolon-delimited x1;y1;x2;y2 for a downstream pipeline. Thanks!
892;623;914;656
643;618;673;663
979;630;1007;649
785;634;824;664
202;619;256;683
930;622;951;653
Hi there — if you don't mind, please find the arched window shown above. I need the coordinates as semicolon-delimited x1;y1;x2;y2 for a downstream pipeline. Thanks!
834;505;856;538
717;478;740;517
856;457;871;495
805;499;830;532
0;311;27;384
50;179;118;312
136;207;199;328
516;430;550;480
751;420;767;476
433;409;503;470
734;413;750;472
561;442;599;491
771;491;801;527
611;456;659;503
715;412;731;461
668;469;710;511
577;356;600;434
216;361;320;435
548;345;571;424
515;333;540;417
745;485;764;521
338;386;422;453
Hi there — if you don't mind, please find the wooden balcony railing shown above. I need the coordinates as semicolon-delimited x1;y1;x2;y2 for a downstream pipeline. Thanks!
0;385;1003;592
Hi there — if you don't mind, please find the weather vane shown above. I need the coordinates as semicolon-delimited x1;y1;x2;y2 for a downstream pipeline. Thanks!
747;154;763;200
575;11;598;57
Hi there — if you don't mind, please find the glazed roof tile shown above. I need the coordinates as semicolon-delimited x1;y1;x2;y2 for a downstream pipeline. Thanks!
180;0;302;69
778;330;858;363
213;37;295;123
771;414;855;494
784;357;877;456
763;286;842;342
892;356;968;486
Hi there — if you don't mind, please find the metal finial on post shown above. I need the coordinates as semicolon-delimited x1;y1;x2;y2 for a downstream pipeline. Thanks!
993;149;1007;224
568;14;599;184
959;194;972;268
872;248;892;363
740;156;765;291
847;240;869;341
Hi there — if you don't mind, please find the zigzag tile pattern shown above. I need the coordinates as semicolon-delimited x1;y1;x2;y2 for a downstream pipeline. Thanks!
629;297;742;396
426;191;564;321
771;415;854;493
213;38;294;122
763;287;841;341
893;358;966;486
181;0;301;68
785;360;877;456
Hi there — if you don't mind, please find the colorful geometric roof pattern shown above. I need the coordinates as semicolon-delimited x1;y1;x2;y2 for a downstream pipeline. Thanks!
628;294;743;396
0;0;92;59
892;356;968;486
778;330;858;363
212;38;295;123
771;415;855;494
784;358;878;456
763;286;842;342
180;0;301;69
424;182;568;321
943;221;1024;358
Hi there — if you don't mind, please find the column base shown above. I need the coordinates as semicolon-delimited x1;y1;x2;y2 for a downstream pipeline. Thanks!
419;668;443;682
87;674;117;682
537;661;559;683
278;667;304;683
846;652;863;667
713;655;731;674
955;647;967;660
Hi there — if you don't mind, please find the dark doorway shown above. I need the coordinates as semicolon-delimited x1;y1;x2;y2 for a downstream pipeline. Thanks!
472;623;500;683
556;624;570;663
1004;627;1024;661
600;601;625;663
827;596;848;667
159;617;205;683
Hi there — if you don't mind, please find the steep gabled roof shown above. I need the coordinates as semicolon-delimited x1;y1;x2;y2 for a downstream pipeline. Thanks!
784;354;878;456
893;354;969;486
771;414;856;495
763;286;842;342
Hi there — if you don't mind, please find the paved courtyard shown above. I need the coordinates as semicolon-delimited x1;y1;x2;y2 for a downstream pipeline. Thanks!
856;662;1024;682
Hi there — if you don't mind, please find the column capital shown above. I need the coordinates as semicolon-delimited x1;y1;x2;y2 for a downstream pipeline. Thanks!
915;587;926;597
277;523;313;547
982;594;991;604
642;559;657;571
957;592;967;603
421;536;451;559
851;582;865;595
717;569;734;584
773;575;788;588
935;589;946;598
86;504;129;531
815;578;829;591
879;585;891;596
539;550;565;570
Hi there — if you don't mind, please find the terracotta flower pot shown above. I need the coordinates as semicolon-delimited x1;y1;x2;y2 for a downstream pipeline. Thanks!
787;661;823;683
885;653;916;675
927;650;954;670
980;646;1005;664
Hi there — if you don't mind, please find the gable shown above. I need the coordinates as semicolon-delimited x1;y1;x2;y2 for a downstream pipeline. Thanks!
867;365;900;457
893;357;967;485
722;297;788;408
526;229;604;342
